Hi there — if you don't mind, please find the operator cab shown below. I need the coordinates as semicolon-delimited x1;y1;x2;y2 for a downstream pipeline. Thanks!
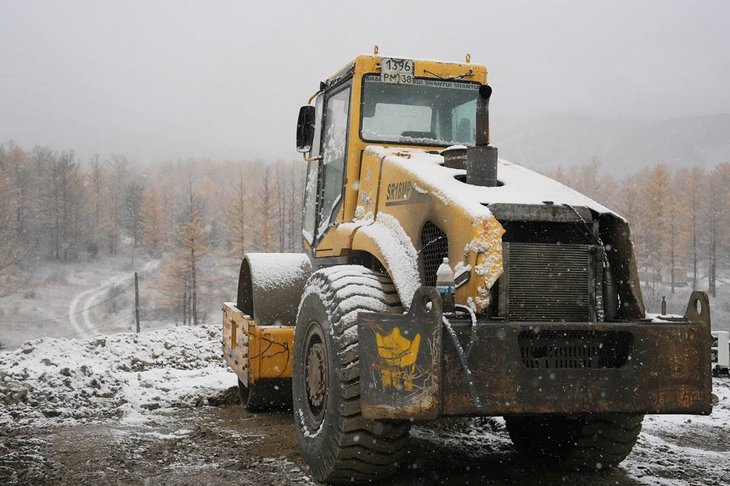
295;55;488;251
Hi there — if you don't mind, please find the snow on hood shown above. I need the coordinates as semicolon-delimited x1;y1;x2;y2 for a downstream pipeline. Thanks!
0;325;234;427
368;146;615;218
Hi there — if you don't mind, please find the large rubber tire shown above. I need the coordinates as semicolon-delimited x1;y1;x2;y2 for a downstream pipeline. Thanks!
504;413;644;471
238;378;290;413
292;266;410;484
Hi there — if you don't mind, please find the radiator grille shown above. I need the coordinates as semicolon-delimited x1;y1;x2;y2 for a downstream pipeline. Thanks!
519;330;632;369
502;221;592;244
507;243;593;322
420;222;448;287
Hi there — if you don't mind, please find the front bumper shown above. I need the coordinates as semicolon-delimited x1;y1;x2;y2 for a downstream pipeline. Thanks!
357;288;713;420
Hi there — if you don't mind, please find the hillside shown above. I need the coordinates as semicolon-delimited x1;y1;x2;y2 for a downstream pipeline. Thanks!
494;113;730;172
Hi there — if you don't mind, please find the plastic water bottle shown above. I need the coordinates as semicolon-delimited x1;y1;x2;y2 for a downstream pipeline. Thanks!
436;257;455;311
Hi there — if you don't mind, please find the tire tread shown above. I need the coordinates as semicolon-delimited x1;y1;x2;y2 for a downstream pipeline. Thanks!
505;413;643;471
295;265;410;484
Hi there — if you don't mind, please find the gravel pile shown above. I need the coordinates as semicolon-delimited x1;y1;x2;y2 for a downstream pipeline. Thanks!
0;325;234;426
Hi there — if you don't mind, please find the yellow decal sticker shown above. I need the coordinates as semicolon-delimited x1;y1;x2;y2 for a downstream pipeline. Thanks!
375;327;421;391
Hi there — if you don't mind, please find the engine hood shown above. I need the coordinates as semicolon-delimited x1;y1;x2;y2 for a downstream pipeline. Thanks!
365;146;619;221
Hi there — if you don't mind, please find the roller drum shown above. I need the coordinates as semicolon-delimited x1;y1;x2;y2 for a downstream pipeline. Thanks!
237;253;313;326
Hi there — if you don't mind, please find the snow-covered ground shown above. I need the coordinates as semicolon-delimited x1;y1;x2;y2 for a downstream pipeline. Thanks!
0;325;234;427
1;324;728;484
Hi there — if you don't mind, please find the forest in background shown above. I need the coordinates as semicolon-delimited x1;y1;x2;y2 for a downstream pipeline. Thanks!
0;141;729;325
551;158;730;311
0;142;305;326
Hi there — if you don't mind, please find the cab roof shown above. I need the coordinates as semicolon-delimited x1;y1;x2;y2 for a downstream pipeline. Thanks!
321;55;488;89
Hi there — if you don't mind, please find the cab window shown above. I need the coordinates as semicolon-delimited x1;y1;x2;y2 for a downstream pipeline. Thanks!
317;83;351;238
360;74;479;146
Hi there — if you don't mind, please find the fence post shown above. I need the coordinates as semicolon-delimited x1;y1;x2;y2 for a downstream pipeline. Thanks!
134;272;140;333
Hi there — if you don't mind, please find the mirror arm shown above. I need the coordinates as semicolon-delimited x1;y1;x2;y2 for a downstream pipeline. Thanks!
307;90;321;105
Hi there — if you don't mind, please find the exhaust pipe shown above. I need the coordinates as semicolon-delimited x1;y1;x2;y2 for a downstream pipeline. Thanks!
466;84;499;187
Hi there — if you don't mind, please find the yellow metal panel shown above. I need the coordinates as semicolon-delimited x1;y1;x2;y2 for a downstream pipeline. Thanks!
248;325;295;382
222;303;250;384
223;303;294;385
349;149;505;312
356;150;383;218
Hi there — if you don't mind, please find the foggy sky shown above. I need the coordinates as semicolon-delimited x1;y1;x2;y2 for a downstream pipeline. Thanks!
1;0;728;165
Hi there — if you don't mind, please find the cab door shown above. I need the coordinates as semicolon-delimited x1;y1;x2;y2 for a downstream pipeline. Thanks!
302;81;352;249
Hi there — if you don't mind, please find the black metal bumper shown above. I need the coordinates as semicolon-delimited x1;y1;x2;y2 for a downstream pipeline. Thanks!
357;288;713;420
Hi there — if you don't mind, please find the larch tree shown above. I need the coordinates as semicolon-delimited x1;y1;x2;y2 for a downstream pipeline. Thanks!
174;179;210;325
551;165;568;186
286;160;305;251
140;187;167;256
222;169;250;259
277;162;287;252
105;154;130;256
122;181;145;248
0;145;22;294
257;164;278;251
41;150;85;261
153;258;189;324
615;169;645;252
640;165;672;299
29;146;54;253
675;166;705;289
666;173;686;293
706;162;730;296
4;145;34;242
550;158;617;209
86;153;105;255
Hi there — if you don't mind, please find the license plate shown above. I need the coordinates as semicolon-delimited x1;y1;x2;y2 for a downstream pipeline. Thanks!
380;57;414;84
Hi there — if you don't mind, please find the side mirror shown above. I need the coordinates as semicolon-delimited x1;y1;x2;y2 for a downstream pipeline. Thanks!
296;105;316;153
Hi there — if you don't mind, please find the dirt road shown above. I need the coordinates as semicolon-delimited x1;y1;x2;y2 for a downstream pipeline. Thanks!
67;260;159;337
4;388;729;486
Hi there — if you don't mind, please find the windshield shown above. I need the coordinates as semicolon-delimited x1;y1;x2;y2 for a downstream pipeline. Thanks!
360;74;479;146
